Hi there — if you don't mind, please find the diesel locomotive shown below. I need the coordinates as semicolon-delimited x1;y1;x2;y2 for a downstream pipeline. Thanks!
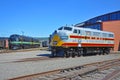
9;34;40;49
50;26;114;57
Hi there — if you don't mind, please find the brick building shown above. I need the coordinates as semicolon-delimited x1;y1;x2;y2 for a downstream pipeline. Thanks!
75;11;120;51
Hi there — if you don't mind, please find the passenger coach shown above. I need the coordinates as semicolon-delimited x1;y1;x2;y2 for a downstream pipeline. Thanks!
50;26;114;57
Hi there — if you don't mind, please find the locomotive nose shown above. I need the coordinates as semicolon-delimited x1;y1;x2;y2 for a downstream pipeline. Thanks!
51;30;68;47
57;31;68;40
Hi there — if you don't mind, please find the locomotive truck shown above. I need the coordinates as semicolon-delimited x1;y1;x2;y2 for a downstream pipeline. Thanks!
50;26;114;57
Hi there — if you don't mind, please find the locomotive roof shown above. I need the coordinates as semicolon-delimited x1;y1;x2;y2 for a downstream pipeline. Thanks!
9;34;39;40
10;34;30;38
68;26;114;34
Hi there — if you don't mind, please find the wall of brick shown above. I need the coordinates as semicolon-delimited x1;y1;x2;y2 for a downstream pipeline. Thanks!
102;20;120;51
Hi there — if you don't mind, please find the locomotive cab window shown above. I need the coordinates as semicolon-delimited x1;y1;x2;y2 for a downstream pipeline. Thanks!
73;29;77;33
58;27;63;30
64;27;72;31
10;36;19;41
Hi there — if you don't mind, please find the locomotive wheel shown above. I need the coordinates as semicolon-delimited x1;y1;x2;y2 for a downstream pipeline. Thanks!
51;51;56;57
51;48;57;57
64;53;67;57
83;48;87;56
105;50;110;55
98;49;103;55
102;49;106;55
64;51;70;58
77;50;81;57
72;53;75;58
102;52;105;55
52;53;55;57
77;52;81;57
71;49;76;57
98;52;101;55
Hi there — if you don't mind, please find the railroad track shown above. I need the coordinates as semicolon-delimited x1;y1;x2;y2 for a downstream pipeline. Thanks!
8;58;120;80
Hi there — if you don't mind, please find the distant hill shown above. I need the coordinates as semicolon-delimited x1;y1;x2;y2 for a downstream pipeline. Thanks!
35;37;49;41
0;37;9;40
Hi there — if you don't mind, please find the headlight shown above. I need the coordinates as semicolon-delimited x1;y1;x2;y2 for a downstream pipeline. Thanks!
58;31;68;40
60;36;68;40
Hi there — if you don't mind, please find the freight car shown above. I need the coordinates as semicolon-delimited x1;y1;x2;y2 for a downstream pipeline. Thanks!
50;26;114;57
9;34;40;50
0;38;9;49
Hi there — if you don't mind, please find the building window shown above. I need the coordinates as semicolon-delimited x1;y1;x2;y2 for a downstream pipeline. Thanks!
110;13;117;20
85;23;101;30
116;12;120;20
102;15;109;21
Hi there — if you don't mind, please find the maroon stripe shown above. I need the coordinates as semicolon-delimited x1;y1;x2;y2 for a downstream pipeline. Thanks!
62;43;114;47
70;35;114;40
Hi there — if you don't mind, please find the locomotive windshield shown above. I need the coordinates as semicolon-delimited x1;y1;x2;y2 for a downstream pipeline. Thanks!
9;35;19;41
58;27;72;31
64;27;72;31
58;27;63;30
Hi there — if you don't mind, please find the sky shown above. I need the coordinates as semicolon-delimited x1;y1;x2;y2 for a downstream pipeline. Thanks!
0;0;120;37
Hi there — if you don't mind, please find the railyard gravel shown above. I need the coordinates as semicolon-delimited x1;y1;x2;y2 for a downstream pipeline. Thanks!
112;76;120;80
71;66;120;80
0;50;120;80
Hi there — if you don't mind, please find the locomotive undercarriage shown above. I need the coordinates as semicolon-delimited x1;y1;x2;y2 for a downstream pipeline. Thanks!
51;46;112;57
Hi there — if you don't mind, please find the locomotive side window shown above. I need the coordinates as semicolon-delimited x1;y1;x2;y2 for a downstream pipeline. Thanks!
19;37;23;41
93;32;100;37
73;29;81;34
25;37;31;42
73;29;77;33
85;31;91;36
108;34;114;38
102;33;107;38
15;38;19;41
78;30;81;34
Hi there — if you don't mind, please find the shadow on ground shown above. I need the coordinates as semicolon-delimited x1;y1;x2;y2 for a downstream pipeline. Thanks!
37;54;52;57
